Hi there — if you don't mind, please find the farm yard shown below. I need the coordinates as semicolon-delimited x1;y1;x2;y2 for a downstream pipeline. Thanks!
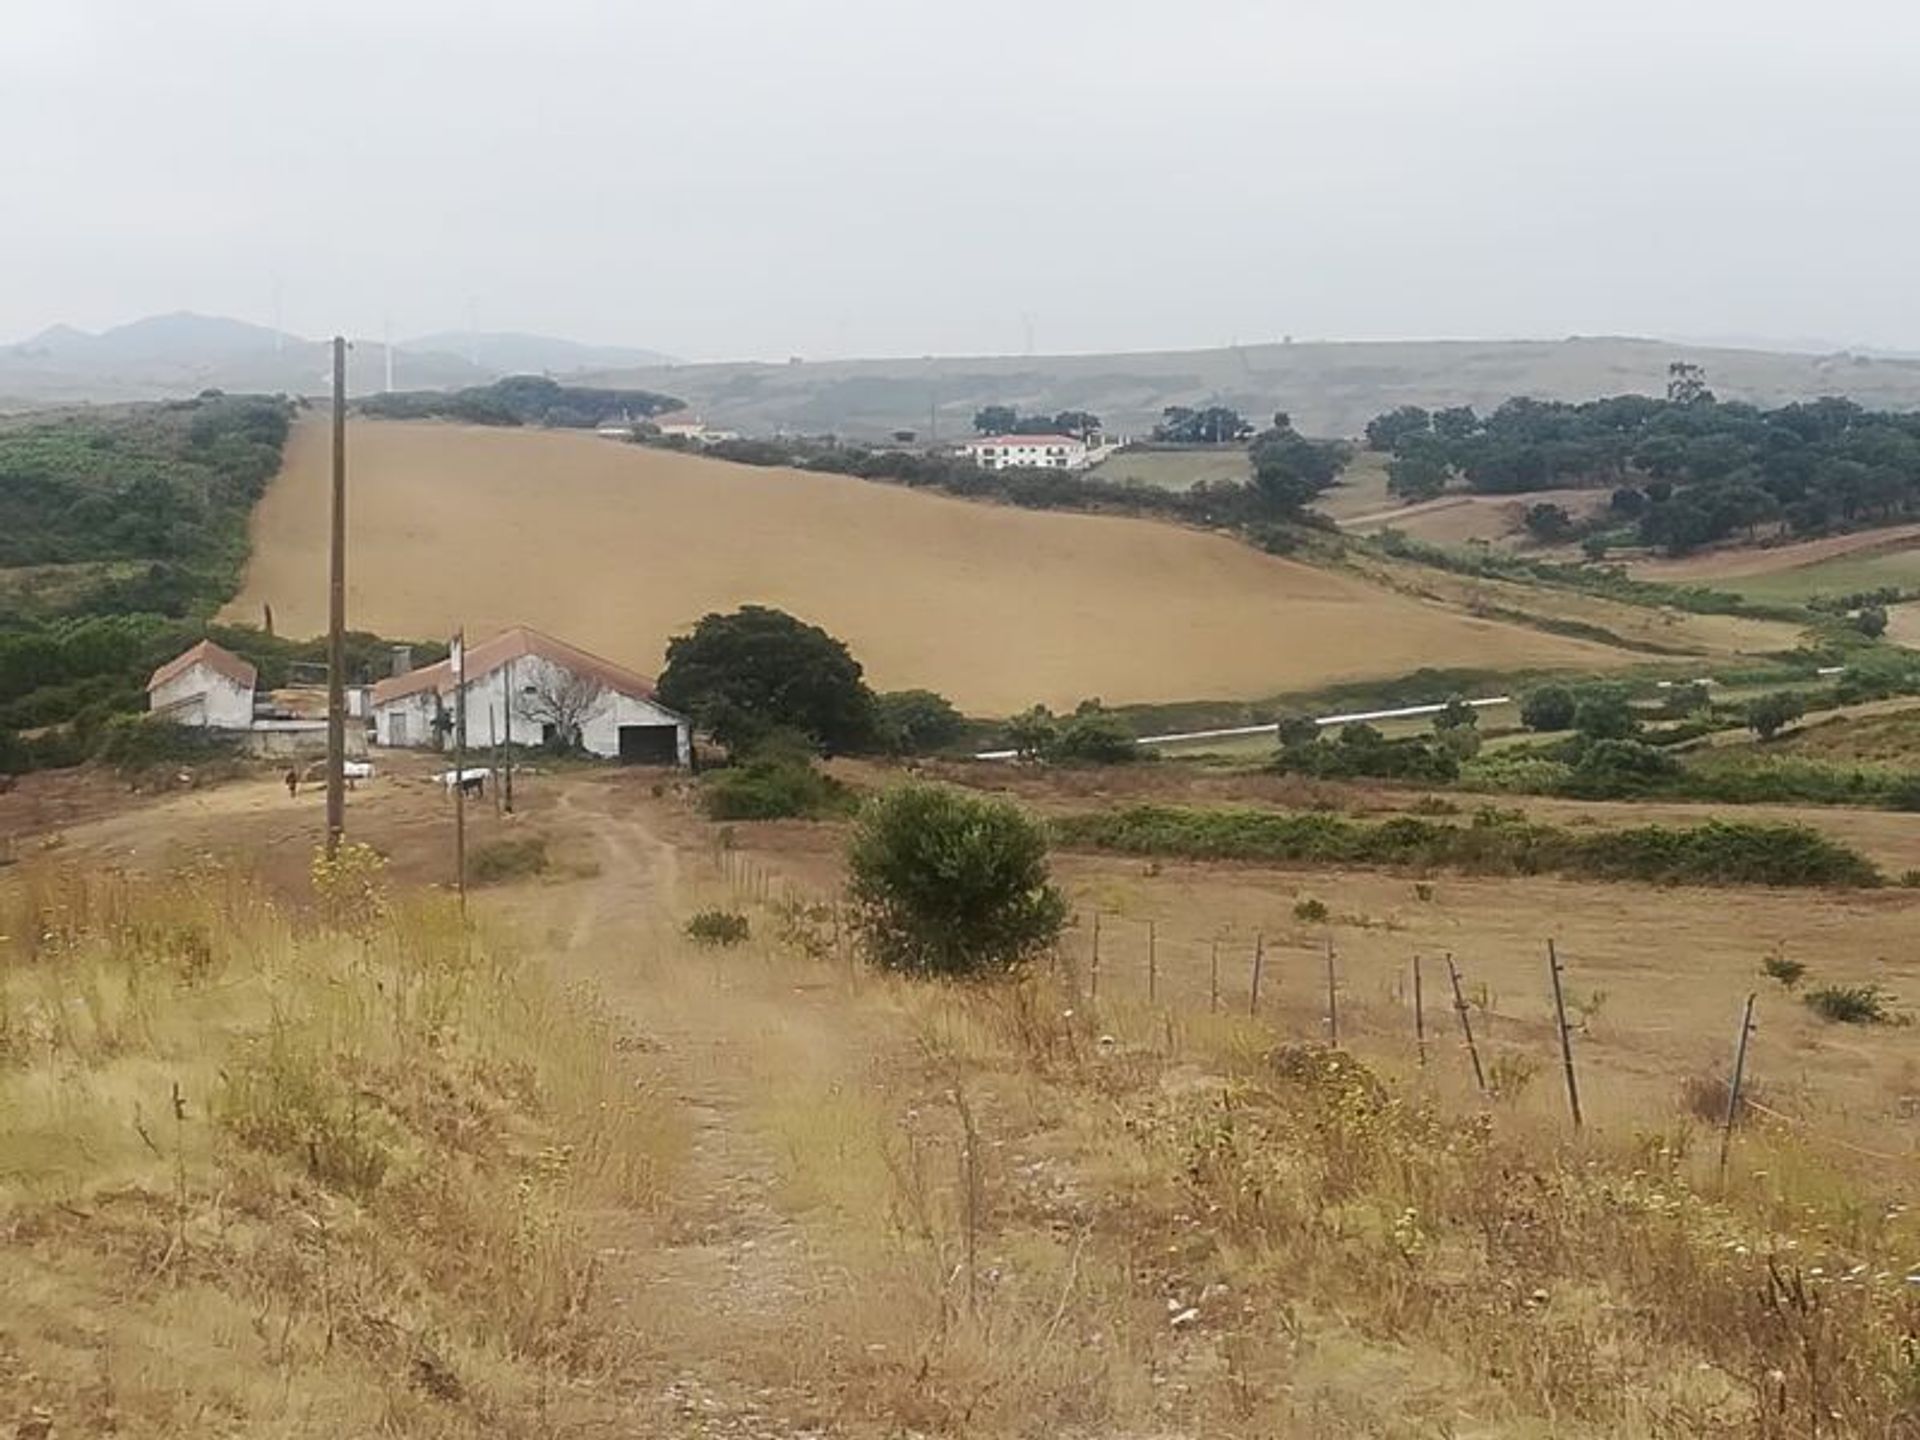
226;419;1673;715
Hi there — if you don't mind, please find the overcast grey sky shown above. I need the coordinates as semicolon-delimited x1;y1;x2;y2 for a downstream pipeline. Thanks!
6;0;1920;360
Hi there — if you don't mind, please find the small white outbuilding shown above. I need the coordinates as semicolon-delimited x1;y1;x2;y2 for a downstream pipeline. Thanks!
146;639;258;730
369;626;691;766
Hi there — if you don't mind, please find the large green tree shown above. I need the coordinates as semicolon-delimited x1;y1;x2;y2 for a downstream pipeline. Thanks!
1249;414;1348;514
657;605;876;753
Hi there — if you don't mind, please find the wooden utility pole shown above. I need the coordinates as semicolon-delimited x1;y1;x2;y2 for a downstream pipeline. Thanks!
1547;940;1584;1129
453;629;468;912
1446;954;1486;1093
324;336;348;857
1413;954;1427;1068
1719;992;1758;1176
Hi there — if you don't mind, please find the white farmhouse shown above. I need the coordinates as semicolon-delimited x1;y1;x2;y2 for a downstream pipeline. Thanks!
651;411;740;445
962;433;1091;471
146;639;257;730
369;626;691;766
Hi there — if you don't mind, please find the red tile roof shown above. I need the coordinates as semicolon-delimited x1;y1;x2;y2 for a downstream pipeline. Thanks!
147;639;258;693
968;434;1082;447
369;626;667;709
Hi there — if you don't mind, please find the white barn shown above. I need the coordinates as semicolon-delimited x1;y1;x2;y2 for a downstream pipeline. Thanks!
146;640;257;730
369;626;691;766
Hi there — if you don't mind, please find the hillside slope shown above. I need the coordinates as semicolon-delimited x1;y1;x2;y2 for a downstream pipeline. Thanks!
586;336;1920;440
227;420;1649;713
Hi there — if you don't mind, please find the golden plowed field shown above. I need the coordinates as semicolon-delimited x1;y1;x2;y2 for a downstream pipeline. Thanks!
229;420;1633;713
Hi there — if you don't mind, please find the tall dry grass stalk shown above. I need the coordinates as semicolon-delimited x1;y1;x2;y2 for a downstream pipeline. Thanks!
756;884;1920;1437
0;853;676;1436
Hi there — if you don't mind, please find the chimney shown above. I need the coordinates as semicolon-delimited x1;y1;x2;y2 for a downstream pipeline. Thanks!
391;645;413;678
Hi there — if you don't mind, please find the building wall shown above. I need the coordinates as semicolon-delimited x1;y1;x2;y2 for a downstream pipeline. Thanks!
373;656;690;765
965;441;1089;471
148;663;254;730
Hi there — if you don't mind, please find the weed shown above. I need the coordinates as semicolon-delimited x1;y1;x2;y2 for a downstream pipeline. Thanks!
1292;896;1329;923
470;835;549;884
1484;1048;1541;1100
685;910;751;946
1805;984;1906;1026
1762;952;1807;989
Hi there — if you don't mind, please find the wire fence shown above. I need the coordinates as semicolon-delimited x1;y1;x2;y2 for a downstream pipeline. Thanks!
705;845;1919;1172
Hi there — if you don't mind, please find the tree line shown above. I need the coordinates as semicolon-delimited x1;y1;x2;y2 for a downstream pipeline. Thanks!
360;376;682;428
1365;367;1920;555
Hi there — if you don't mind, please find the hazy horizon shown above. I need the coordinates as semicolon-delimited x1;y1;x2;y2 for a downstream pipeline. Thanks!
9;0;1920;362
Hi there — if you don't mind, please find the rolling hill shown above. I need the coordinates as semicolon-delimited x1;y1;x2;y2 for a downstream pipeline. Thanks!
225;420;1785;714
585;336;1920;440
0;314;673;410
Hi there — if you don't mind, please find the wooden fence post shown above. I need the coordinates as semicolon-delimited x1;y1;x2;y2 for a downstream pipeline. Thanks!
1446;953;1487;1094
1413;954;1427;1068
1249;933;1265;1018
1719;992;1758;1176
1148;919;1158;1004
1325;936;1339;1046
1090;912;1101;1003
1547;939;1584;1129
1209;938;1220;1014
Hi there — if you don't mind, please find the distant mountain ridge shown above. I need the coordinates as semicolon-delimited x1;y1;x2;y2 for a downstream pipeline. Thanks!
0;312;674;410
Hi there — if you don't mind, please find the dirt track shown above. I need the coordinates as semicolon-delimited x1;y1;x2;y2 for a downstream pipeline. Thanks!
225;419;1629;714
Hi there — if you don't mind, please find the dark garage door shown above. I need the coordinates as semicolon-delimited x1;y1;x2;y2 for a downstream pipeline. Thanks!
617;724;679;765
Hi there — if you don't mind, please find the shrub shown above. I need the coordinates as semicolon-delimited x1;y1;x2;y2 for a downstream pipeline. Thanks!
1804;984;1903;1025
847;784;1067;978
1761;953;1806;989
93;714;238;773
1292;897;1329;922
470;836;549;884
1052;711;1139;764
1520;685;1578;732
1559;739;1681;799
1050;805;1880;888
701;753;851;821
1572;688;1639;741
1747;691;1808;741
1853;605;1889;638
1680;1068;1767;1125
1884;774;1920;812
1004;705;1058;760
684;910;750;946
873;688;967;755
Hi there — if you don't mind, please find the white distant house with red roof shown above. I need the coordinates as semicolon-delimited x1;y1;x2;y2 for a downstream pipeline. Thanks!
648;410;740;445
961;433;1092;471
369;626;691;766
146;640;258;730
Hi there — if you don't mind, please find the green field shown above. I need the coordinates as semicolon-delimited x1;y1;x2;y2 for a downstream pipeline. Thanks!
1088;446;1249;492
1708;544;1920;602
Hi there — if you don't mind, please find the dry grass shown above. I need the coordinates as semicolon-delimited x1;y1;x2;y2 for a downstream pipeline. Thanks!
225;418;1635;714
0;850;677;1437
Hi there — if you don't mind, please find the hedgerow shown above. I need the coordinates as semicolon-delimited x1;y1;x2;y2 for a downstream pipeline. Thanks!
1050;805;1879;888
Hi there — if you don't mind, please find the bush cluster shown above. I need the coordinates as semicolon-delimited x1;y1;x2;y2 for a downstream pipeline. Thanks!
847;784;1066;977
1051;804;1879;888
470;836;549;884
701;751;852;821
